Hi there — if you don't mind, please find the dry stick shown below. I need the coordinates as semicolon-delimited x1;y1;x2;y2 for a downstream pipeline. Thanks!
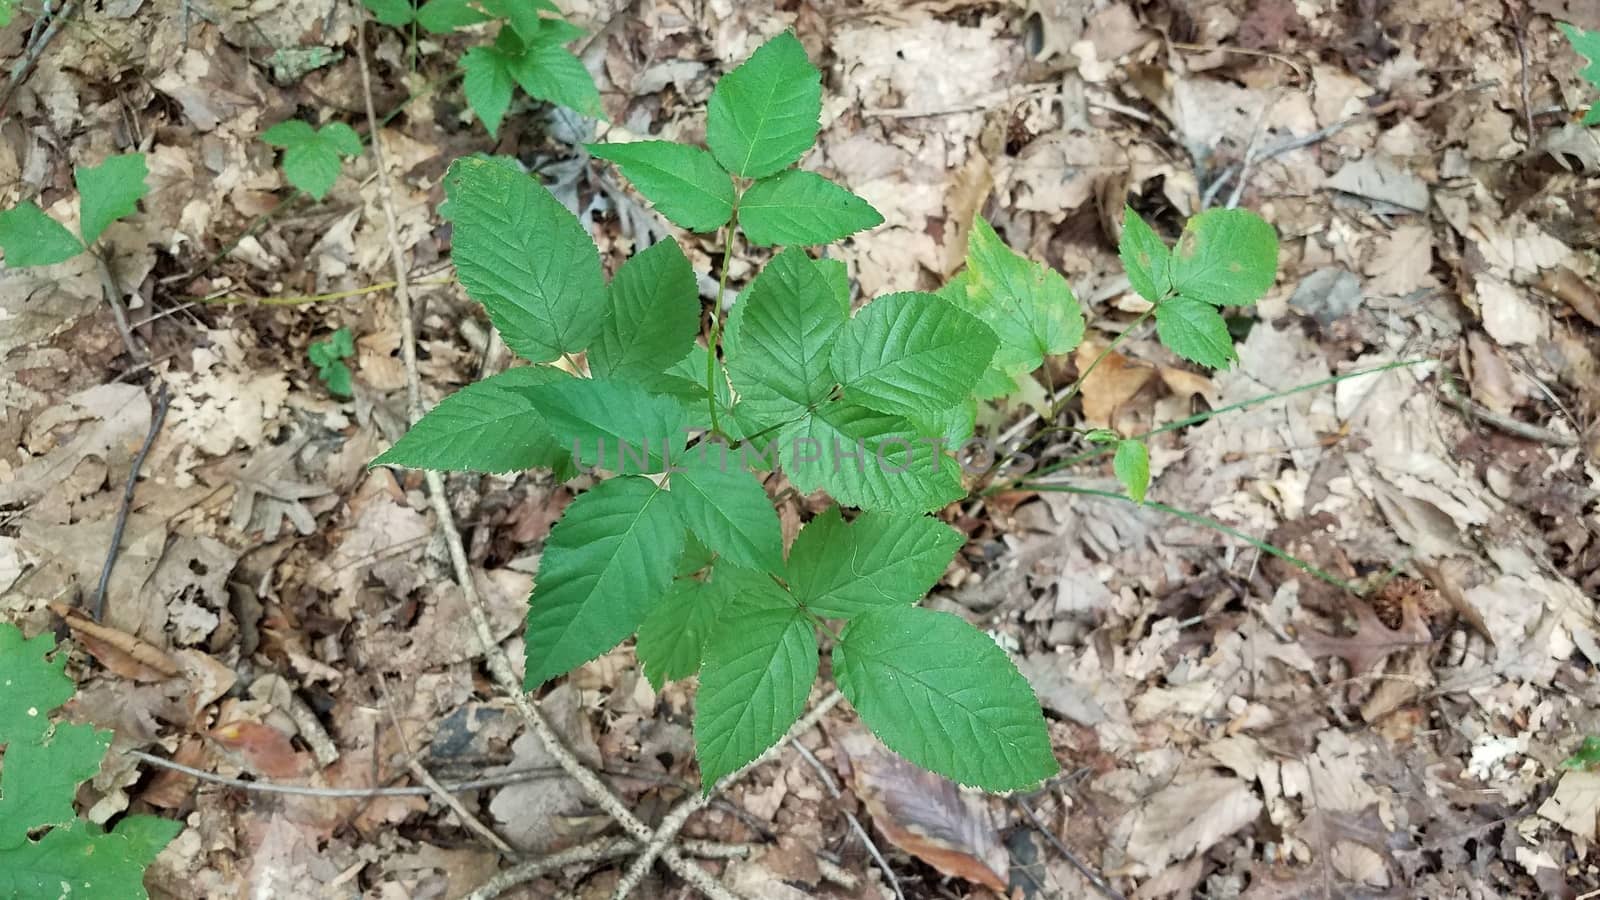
612;691;845;899
464;837;750;900
1012;797;1125;900
350;17;737;900
93;384;170;622
126;749;579;798
1439;380;1578;447
791;741;905;900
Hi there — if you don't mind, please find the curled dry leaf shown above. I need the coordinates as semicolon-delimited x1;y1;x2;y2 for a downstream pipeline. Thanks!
50;601;181;682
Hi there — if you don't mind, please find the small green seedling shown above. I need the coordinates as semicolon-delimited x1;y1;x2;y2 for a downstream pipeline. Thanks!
362;0;601;136
372;32;1278;795
0;0;14;26
0;624;179;898
1562;736;1600;771
262;120;363;200
0;153;148;268
309;327;357;397
1559;22;1600;125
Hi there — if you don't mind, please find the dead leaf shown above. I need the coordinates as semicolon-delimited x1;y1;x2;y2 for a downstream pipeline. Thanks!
1327;155;1430;212
1123;775;1262;873
1363;225;1436;295
1538;771;1600;841
1537;266;1600;328
210;720;314;779
1296;595;1432;674
1075;344;1156;428
50;601;181;682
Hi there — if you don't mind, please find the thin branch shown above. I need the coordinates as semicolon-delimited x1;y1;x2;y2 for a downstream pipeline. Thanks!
127;749;570;798
94;384;170;622
791;741;904;900
1012;797;1125;900
353;14;737;899
465;837;750;900
0;0;78;118
1439;379;1578;447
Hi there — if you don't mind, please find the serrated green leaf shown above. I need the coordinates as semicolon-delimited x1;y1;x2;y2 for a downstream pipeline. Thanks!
263;121;361;200
694;586;817;788
75;154;148;245
363;0;414;25
787;507;962;619
657;344;736;431
0;817;182;900
778;400;965;514
525;476;683;687
1154;296;1236;368
1119;206;1172;303
372;366;574;474
509;38;604;119
960;217;1085;373
0;0;14;27
416;0;487;33
588;142;735;233
591;238;700;380
669;447;783;572
739;170;883;247
835;606;1057;791
0;202;83;268
320;360;353;398
0;624;74;745
526;377;687;473
830;291;998;417
705;31;821;178
636;560;745;689
480;0;558;41
1113;439;1150;503
0;723;111;848
726;248;847;423
443;158;606;362
1169;208;1278;306
1560;24;1600;93
462;46;517;137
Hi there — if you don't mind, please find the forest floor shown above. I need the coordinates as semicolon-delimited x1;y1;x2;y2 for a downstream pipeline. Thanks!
3;0;1600;897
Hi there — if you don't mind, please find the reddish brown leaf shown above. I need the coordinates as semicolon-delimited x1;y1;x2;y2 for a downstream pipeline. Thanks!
1297;595;1432;674
210;720;313;779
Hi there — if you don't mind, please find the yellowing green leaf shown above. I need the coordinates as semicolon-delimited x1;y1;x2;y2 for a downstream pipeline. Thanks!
705;31;821;178
738;170;883;247
960;217;1084;373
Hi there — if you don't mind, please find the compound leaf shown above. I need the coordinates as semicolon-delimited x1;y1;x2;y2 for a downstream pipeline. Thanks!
371;366;573;475
526;377;687;474
461;45;517;137
524;476;683;687
1169;208;1278;307
705;31;820;178
635;565;739;690
262;121;361;200
0;202;82;268
778;400;964;514
75;154;149;245
834;606;1057;791
1113;439;1150;504
415;0;487;33
669;447;783;572
739;169;883;247
786;507;962;619
694;586;817;789
443;157;606;362
508;38;603;119
830;291;998;417
726;248;847;423
1154;296;1236;369
960;217;1084;373
588;141;735;233
1119;206;1172;303
590;238;700;381
362;0;414;26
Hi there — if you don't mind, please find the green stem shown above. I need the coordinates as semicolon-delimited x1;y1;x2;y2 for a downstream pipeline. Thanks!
706;213;737;436
1047;304;1156;422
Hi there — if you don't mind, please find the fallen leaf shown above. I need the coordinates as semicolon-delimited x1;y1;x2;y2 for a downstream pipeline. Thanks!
50;601;181;682
1327;155;1430;212
1296;595;1432;674
210;720;314;779
1123;775;1262;873
1538;771;1600;841
1363;225;1436;295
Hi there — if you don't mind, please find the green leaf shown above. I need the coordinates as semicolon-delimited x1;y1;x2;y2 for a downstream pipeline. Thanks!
726;248;847;423
1559;24;1600;93
694;585;818;788
1155;296;1236;368
778;401;965;514
416;0;487;33
834;606;1057;791
0;0;13;27
75;154;148;245
262;121;361;200
362;0;414;26
480;0;559;41
704;31;821;179
525;476;683;687
320;360;353;398
372;366;574;475
526;377;687;473
669;448;783;572
461;46;517;137
960;217;1085;373
509;38;604;119
0;818;182;900
0;624;75;745
1119;206;1172;303
830;291;998;416
738;170;883;247
0;202;83;268
787;507;962;619
0;723;111;848
1169;208;1278;306
590;238;700;380
588;142;735;233
1561;735;1600;771
443;157;607;363
1113;439;1150;503
635;560;743;689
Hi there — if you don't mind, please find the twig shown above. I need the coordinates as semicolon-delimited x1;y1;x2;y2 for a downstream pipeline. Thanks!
96;250;146;363
127;749;573;798
0;0;79;118
1012;797;1125;900
353;14;737;899
1439;380;1578;447
465;837;750;900
93;384;169;622
612;692;844;899
1506;0;1535;143
791;741;904;900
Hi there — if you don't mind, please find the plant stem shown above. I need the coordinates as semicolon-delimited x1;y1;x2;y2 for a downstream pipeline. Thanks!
1047;304;1155;422
706;215;737;436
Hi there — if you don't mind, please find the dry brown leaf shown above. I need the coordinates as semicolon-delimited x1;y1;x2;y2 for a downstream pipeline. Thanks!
1537;266;1600;328
1296;595;1432;674
1123;775;1262;873
1538;771;1600;841
1363;225;1436;295
50;601;181;682
210;720;314;779
1075;344;1156;428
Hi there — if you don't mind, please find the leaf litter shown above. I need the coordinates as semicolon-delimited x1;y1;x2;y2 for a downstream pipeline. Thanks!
1;0;1599;896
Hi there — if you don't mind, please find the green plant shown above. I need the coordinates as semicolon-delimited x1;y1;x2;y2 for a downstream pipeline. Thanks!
0;624;179;898
262;120;363;200
361;0;600;136
1562;736;1600;771
309;326;357;397
372;32;1277;793
1559;22;1600;124
0;153;148;268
